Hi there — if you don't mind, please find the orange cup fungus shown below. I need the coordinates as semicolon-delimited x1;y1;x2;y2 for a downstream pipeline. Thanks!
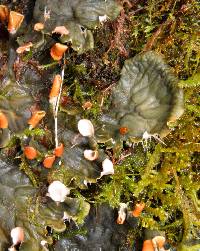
43;155;55;169
132;202;145;217
24;146;37;160
49;74;62;99
28;111;46;129
119;127;128;135
0;111;8;129
8;11;24;34
54;143;64;157
50;43;68;61
0;5;9;23
142;240;154;251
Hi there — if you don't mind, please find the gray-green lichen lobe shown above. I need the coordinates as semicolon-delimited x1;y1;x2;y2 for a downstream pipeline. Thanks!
96;51;184;143
0;160;90;250
33;0;122;53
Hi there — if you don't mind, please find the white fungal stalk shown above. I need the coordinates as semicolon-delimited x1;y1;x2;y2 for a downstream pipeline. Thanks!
47;181;70;203
101;158;114;177
54;65;65;148
78;119;94;137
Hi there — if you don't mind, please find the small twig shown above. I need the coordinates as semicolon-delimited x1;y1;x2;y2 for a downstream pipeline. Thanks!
107;9;129;57
116;152;132;164
100;82;116;107
143;18;172;52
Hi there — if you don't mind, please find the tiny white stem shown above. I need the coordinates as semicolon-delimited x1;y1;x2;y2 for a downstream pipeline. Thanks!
54;54;65;148
54;116;58;147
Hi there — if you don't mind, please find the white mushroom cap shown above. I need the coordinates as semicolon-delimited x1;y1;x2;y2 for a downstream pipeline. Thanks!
83;149;98;161
101;158;114;177
47;181;70;202
10;227;24;245
78;119;94;137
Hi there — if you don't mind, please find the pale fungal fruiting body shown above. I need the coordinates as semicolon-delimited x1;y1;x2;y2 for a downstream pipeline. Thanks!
0;5;9;23
77;119;94;137
8;11;24;34
101;158;114;177
47;181;70;202
34;22;44;31
116;203;127;224
50;43;68;61
28;110;46;129
24;146;37;160
83;149;98;161
10;227;24;245
0;111;8;128
16;42;33;54
52;26;69;36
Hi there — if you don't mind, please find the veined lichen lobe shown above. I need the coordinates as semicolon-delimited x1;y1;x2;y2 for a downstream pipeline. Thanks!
33;0;122;53
97;52;184;143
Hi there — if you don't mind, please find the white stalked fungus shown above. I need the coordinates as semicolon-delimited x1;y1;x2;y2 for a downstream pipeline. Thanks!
83;149;98;161
10;227;24;245
77;119;94;137
117;203;127;224
47;181;70;203
101;158;114;177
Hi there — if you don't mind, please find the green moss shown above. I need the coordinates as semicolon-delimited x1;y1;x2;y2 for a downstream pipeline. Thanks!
19;158;39;187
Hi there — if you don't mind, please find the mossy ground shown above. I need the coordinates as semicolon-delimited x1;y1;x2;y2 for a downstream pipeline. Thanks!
71;0;200;248
0;0;200;250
